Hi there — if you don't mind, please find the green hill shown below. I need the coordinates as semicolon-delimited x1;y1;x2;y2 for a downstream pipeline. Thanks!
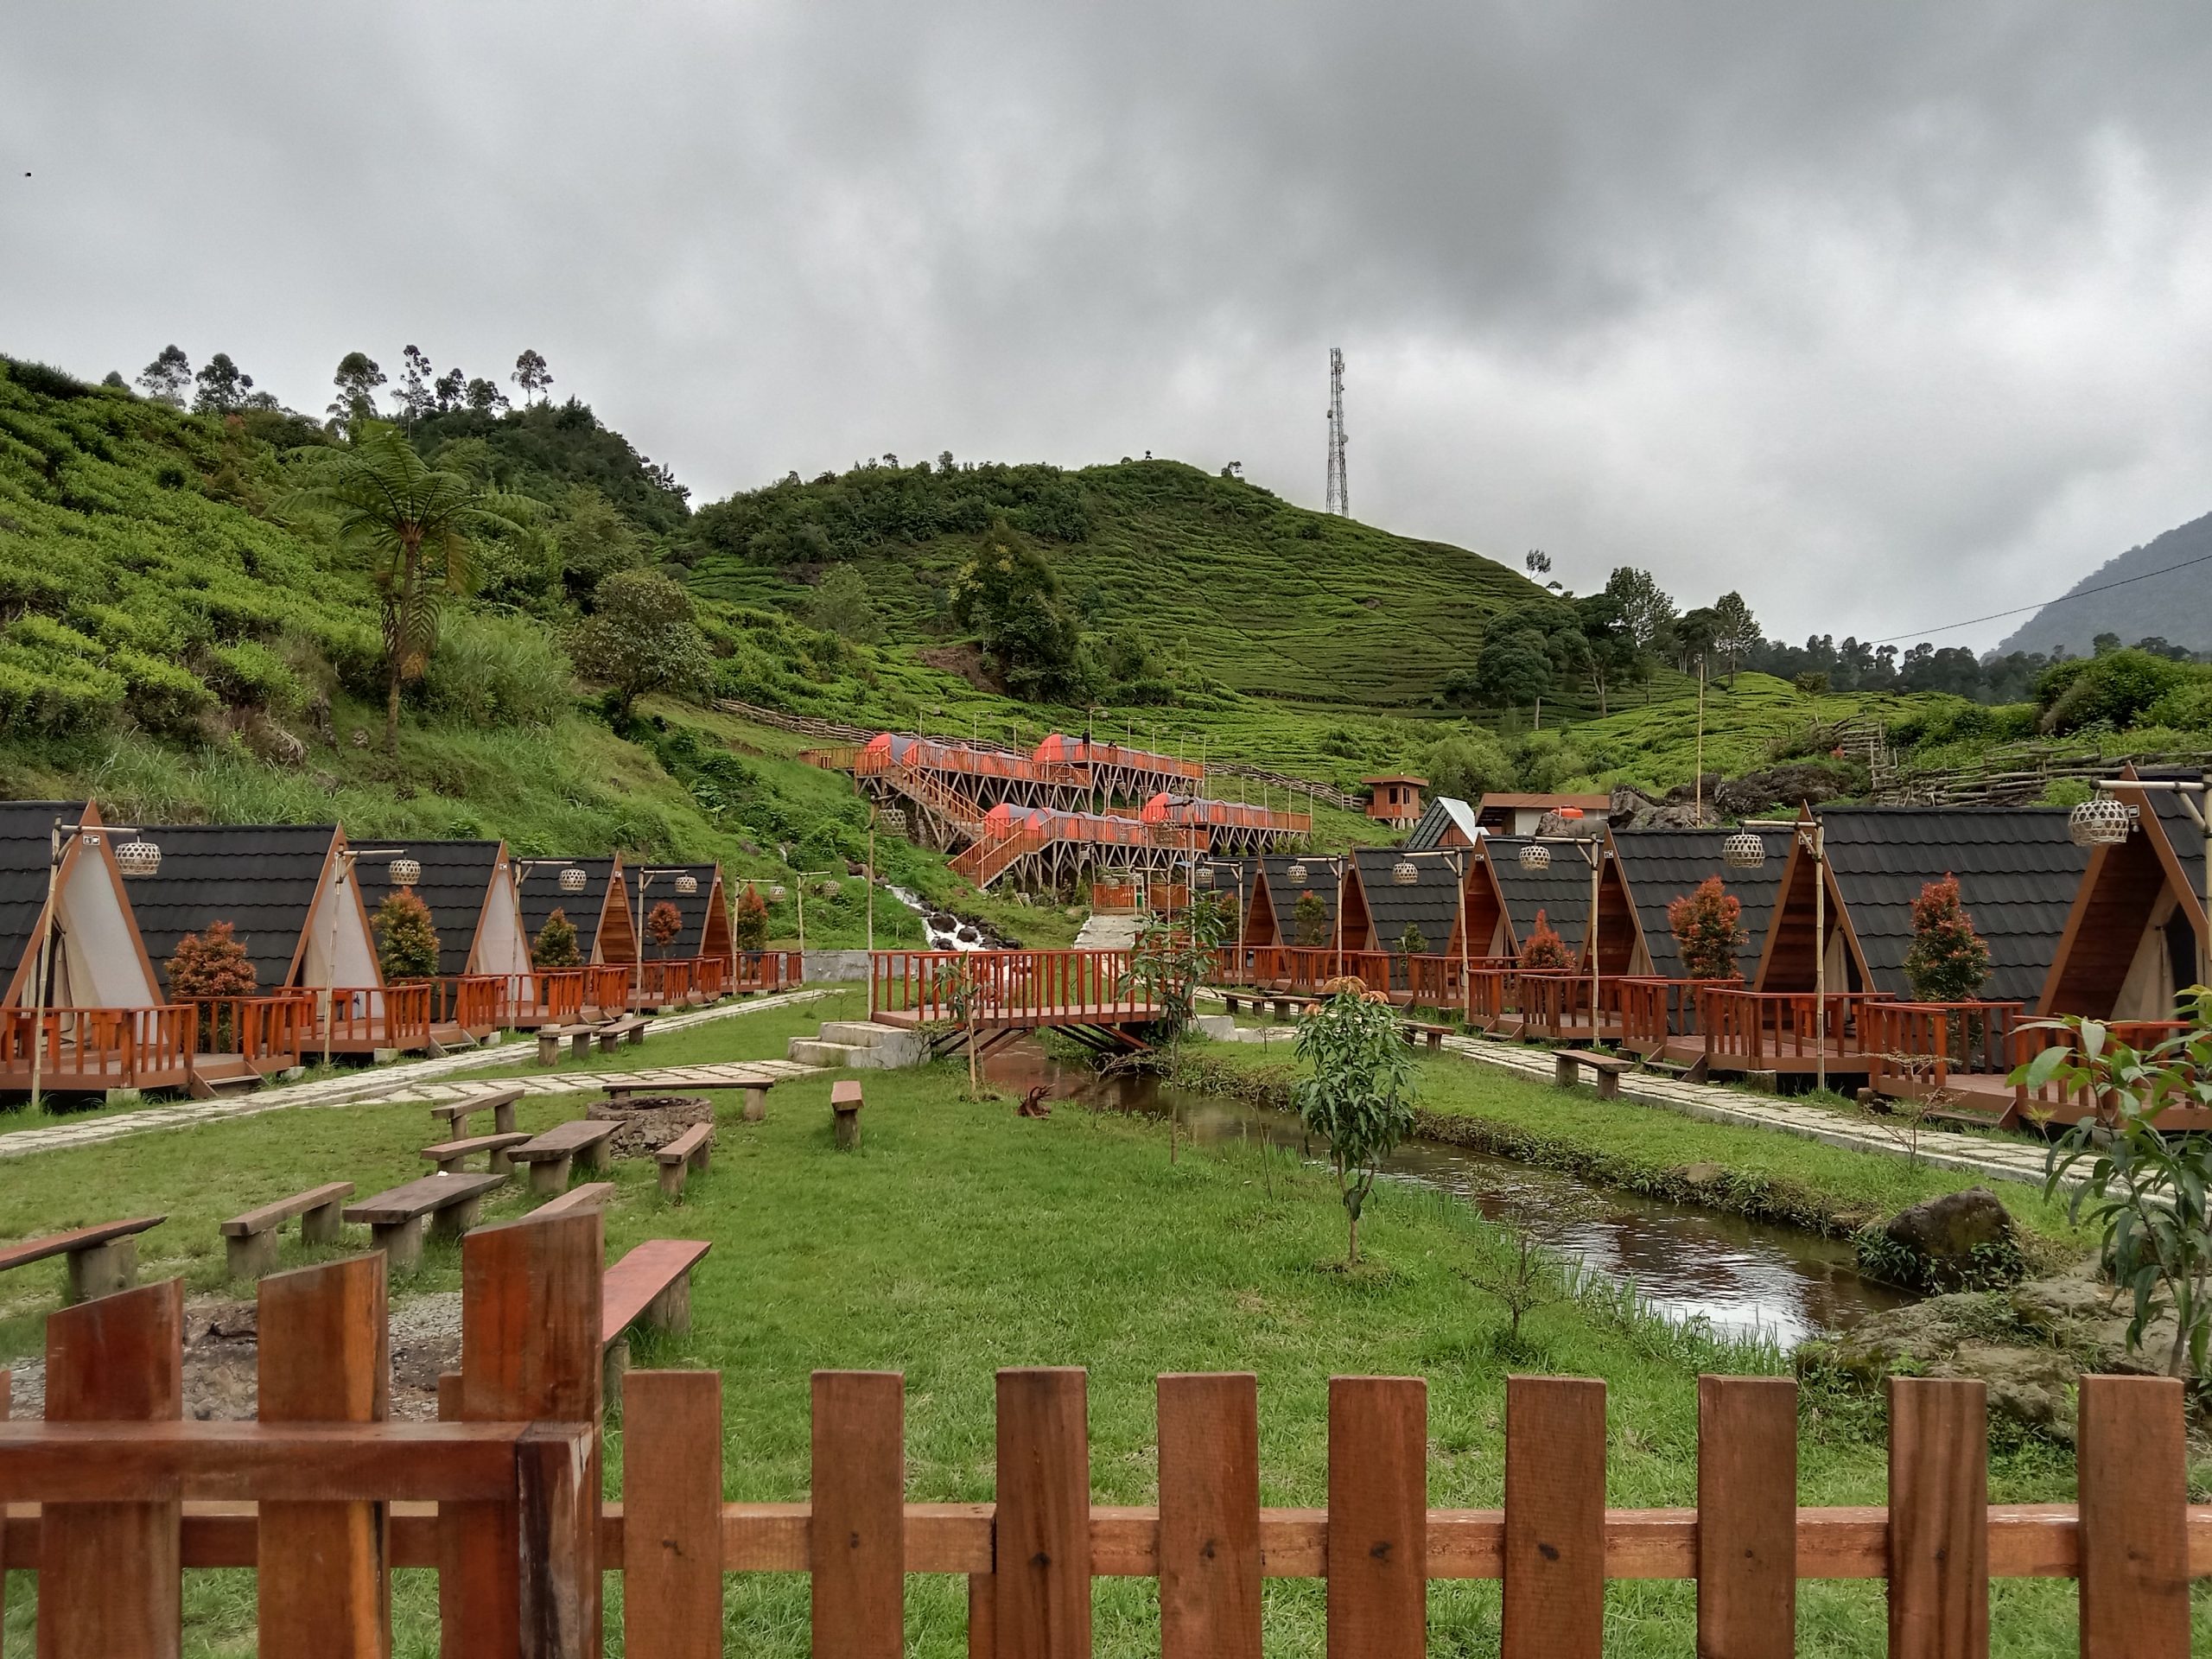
687;458;1548;708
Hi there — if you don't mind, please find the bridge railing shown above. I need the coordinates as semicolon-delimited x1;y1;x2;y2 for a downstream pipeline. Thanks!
870;949;1146;1021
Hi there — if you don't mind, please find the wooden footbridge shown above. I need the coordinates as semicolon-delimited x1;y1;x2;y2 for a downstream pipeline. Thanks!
868;950;1164;1056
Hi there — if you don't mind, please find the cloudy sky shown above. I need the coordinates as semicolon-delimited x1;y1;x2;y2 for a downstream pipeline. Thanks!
7;3;2211;651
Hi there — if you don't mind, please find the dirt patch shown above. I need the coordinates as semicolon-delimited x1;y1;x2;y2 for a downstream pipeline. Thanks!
588;1095;714;1158
3;1291;460;1422
917;643;1000;691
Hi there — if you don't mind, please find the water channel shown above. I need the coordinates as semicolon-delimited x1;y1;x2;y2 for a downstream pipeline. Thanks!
982;1039;1917;1347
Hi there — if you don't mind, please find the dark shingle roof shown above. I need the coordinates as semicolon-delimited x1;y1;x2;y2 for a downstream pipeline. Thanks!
130;824;341;991
1353;847;1464;954
0;803;89;988
1197;856;1258;913
355;840;505;979
1609;828;1791;980
517;856;618;958
1404;797;1480;851
1257;852;1344;944
1817;807;2088;1005
1484;836;1598;951
636;864;721;956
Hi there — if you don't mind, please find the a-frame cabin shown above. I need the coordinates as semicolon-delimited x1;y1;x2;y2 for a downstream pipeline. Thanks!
2043;767;2209;1020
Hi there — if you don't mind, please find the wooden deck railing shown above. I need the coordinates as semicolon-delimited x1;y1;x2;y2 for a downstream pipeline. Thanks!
1466;966;1523;1027
428;974;505;1033
1;1227;2202;1657
731;950;804;994
176;994;310;1073
1863;1001;2026;1095
501;968;586;1027
0;1005;198;1094
2008;1018;2202;1126
1699;988;1893;1069
583;964;631;1016
1617;977;1740;1053
629;957;697;1009
312;983;434;1054
871;950;1148;1021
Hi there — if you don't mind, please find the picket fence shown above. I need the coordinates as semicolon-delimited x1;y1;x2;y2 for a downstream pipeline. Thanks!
0;1211;2203;1657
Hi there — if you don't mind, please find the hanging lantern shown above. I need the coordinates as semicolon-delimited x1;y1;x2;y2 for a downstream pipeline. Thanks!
1517;842;1551;872
113;837;162;878
769;885;788;903
675;873;699;895
559;866;588;893
1391;858;1420;887
877;806;908;836
1284;861;1308;886
386;855;423;888
2069;796;2134;847
1192;864;1215;889
1721;831;1767;870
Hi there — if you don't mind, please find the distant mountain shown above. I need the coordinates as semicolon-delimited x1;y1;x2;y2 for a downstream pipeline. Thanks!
1995;510;2212;658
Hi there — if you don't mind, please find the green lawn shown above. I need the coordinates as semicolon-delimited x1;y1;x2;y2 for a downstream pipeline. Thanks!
8;1010;2194;1654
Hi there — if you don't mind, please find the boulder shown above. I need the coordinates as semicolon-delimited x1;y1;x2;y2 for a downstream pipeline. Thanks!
1878;1186;2020;1291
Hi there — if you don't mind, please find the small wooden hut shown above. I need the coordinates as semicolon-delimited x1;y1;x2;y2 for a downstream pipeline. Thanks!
1607;826;1792;980
0;801;163;1010
516;855;637;967
2042;767;2209;1019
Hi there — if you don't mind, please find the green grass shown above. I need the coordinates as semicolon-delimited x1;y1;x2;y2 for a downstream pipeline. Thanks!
5;1008;2196;1654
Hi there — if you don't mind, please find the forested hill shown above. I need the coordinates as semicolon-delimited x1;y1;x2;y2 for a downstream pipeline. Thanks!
683;459;1548;708
1994;508;2212;658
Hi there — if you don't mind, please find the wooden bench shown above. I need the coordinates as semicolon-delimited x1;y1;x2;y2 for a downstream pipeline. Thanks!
428;1085;524;1139
533;1181;613;1218
511;1118;620;1196
831;1078;863;1149
739;1076;774;1122
342;1173;505;1270
596;1015;649;1053
536;1024;600;1066
655;1123;713;1198
1554;1048;1636;1099
219;1183;353;1281
599;1237;712;1399
0;1216;164;1304
421;1131;531;1176
1400;1020;1452;1052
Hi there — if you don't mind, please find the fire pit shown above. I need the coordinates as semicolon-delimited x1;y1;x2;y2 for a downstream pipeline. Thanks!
588;1094;714;1159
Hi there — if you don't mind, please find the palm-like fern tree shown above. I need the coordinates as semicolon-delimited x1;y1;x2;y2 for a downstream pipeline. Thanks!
282;424;530;752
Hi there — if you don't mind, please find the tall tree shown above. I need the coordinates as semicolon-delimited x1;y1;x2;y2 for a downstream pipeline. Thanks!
949;514;1086;699
191;353;255;414
328;352;386;432
433;366;467;412
136;344;191;406
393;345;436;423
464;376;509;412
512;348;553;404
571;566;715;715
1605;565;1677;701
1472;626;1554;718
1713;590;1761;686
1675;605;1722;674
281;424;530;752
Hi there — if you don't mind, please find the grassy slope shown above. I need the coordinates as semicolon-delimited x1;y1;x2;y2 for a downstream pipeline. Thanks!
6;1010;2174;1656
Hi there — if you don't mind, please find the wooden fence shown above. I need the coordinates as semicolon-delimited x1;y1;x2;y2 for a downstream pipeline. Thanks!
869;950;1148;1024
1;1220;2205;1656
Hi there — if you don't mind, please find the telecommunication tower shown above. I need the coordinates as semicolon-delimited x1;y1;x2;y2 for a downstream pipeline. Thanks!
1325;347;1348;517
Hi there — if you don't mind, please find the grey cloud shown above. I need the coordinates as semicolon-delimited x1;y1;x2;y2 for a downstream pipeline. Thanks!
5;2;2209;649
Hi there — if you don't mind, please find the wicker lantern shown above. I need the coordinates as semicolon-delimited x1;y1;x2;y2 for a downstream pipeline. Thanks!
559;866;588;893
385;855;423;888
1721;831;1767;870
1192;864;1215;889
1517;842;1551;872
1284;861;1308;886
113;837;162;878
1391;858;1420;886
769;885;788;903
675;874;699;895
2069;796;2134;848
877;806;908;836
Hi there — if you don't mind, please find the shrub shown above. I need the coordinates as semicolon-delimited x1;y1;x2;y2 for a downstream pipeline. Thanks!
423;611;574;727
1398;923;1428;955
2034;650;2198;734
111;649;215;737
1520;909;1573;969
2145;678;2212;734
373;887;442;980
1902;875;1991;1002
1293;984;1418;1263
732;884;768;950
1293;889;1329;948
1424;728;1512;801
532;907;582;968
1667;876;1746;979
645;899;683;957
164;920;257;997
200;639;306;715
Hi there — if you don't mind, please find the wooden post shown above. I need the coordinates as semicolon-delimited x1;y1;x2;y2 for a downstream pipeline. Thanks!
1158;1373;1261;1659
1326;1375;1427;1658
450;1211;604;1659
1503;1375;1605;1659
810;1371;905;1658
624;1371;725;1659
1696;1374;1796;1659
993;1368;1090;1658
2077;1374;2190;1657
39;1277;184;1659
438;1370;465;1659
1886;1376;1988;1659
258;1255;392;1659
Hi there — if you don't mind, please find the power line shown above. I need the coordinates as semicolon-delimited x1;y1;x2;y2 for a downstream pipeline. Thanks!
1864;547;2212;648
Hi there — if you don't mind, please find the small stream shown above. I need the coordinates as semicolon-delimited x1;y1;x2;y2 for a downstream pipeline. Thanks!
982;1040;1917;1346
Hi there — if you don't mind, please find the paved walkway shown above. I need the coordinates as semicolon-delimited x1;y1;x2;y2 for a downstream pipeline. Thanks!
0;987;843;1160
1203;994;2056;1190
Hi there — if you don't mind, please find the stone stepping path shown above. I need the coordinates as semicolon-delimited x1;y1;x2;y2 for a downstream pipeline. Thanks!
0;988;841;1161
